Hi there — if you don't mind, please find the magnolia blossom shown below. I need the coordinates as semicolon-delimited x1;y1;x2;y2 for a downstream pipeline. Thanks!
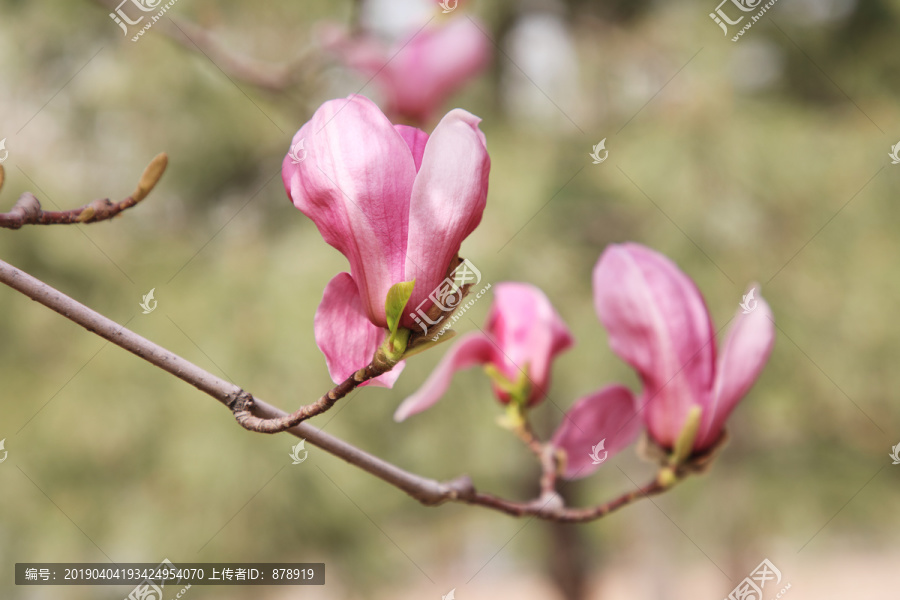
593;243;775;452
320;17;491;124
551;385;641;479
394;282;573;420
283;95;490;387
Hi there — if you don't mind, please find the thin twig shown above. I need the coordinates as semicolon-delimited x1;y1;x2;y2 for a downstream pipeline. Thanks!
94;0;316;92
0;154;167;229
232;358;393;433
462;477;673;523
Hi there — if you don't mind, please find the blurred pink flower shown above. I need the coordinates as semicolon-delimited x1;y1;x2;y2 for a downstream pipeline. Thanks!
320;17;491;124
283;94;490;387
551;385;641;479
394;282;573;420
593;243;775;452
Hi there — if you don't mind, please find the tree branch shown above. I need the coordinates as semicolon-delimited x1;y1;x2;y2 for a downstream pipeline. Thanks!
0;257;471;505
0;154;167;229
0;256;691;521
93;0;317;92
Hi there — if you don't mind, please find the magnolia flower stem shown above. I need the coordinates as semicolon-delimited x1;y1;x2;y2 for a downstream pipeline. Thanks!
0;155;168;229
512;412;544;454
232;361;390;433
538;445;560;498
0;255;688;523
509;411;560;498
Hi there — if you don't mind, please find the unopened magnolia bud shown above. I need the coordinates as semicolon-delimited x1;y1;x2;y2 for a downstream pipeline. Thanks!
132;153;168;202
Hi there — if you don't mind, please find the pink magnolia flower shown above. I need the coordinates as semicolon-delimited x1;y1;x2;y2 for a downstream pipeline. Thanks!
593;243;775;452
551;385;641;479
394;282;573;420
283;94;490;387
320;17;491;124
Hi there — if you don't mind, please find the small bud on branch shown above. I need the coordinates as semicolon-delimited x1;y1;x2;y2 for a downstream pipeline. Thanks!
0;153;167;229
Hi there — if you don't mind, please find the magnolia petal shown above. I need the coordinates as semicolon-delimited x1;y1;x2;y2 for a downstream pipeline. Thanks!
283;95;416;327
593;243;717;448
314;273;405;389
394;125;429;172
393;332;497;421
484;282;574;405
551;385;642;479
383;18;492;122
697;289;775;449
403;109;490;327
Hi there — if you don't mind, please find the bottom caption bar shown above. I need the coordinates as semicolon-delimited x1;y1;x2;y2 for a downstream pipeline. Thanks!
16;561;324;585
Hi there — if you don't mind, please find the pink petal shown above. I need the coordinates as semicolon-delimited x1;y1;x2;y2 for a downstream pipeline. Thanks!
484;282;574;405
393;332;497;421
283;94;416;328
593;243;717;449
696;288;775;449
402;109;490;328
381;18;491;122
551;385;642;480
314;273;405;389
394;125;429;172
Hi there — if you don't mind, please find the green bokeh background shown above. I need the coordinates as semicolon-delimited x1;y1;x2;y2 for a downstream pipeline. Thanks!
1;0;899;598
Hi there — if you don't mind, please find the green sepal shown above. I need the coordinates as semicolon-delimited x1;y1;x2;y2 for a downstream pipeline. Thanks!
496;401;526;431
401;330;457;360
382;327;411;363
384;279;415;336
671;405;702;466
484;364;532;405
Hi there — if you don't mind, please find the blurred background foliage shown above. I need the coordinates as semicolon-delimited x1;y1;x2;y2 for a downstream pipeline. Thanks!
1;0;899;598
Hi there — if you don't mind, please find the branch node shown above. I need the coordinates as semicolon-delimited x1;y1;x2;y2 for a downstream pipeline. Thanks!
438;475;475;504
12;193;42;227
229;389;254;411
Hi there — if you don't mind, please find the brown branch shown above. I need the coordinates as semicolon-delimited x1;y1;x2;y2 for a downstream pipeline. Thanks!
0;154;167;229
460;476;674;523
0;257;469;506
162;18;317;93
232;357;394;434
0;256;691;521
93;0;317;92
